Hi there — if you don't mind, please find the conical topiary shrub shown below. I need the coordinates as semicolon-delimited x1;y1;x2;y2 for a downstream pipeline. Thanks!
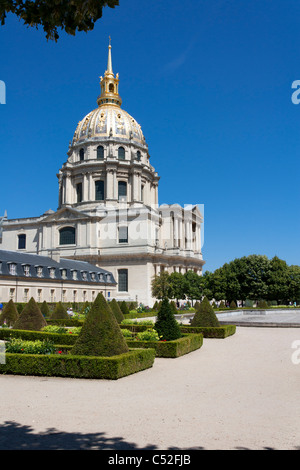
154;298;182;341
50;302;69;320
120;301;129;316
14;297;47;331
71;293;129;357
0;299;19;327
40;301;50;317
190;297;220;327
109;298;124;324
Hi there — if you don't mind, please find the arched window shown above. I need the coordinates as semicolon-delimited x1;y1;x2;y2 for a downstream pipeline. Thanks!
136;150;141;161
97;145;104;160
109;83;115;93
118;181;127;199
118;146;125;160
59;227;76;245
95;180;105;201
18;234;26;250
79;148;85;161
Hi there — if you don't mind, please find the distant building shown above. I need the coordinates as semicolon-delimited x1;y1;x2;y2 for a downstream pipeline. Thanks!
0;250;116;304
0;42;205;306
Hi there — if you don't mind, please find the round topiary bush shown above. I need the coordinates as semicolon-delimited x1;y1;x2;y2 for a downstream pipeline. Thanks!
71;293;129;357
154;298;182;341
190;297;220;327
13;297;47;331
0;299;19;327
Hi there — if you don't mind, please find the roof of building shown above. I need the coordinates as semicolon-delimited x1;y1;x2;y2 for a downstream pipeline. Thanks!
0;250;116;285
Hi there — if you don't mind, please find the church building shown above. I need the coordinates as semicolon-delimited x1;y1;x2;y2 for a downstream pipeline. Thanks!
0;42;205;306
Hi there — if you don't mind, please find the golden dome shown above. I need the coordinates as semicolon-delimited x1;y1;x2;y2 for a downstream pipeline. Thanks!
73;105;146;145
72;40;146;147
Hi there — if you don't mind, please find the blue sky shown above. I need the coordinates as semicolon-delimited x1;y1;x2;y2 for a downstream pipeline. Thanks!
0;0;300;272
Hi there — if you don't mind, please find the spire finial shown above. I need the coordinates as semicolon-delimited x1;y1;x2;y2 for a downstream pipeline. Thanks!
107;36;113;74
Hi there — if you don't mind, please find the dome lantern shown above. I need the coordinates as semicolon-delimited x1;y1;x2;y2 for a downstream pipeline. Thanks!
97;38;122;108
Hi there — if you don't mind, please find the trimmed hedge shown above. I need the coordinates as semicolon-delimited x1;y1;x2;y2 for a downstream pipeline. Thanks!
180;325;236;338
127;333;203;358
0;348;156;380
0;328;78;345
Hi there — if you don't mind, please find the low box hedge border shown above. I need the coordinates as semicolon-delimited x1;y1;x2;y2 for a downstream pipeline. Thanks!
180;324;236;338
127;333;203;358
0;348;156;380
0;328;78;345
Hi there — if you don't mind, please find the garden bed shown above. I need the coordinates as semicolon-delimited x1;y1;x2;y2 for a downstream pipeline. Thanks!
0;348;156;380
180;324;236;338
126;333;203;358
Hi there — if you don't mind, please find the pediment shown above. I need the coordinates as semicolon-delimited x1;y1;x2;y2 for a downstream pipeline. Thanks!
41;206;92;223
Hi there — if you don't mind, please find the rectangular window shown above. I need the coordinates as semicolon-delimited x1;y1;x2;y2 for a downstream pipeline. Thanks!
95;180;105;201
9;288;15;301
24;289;29;302
50;289;55;302
18;234;26;250
119;226;128;243
118;269;128;292
76;183;82;203
62;290;67;302
37;289;42;302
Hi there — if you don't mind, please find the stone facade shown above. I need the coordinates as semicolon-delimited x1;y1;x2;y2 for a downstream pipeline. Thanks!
0;43;205;306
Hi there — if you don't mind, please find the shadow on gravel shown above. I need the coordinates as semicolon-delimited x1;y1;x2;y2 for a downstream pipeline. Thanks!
0;420;204;450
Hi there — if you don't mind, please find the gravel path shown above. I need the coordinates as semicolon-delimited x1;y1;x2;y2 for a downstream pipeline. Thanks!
0;326;299;450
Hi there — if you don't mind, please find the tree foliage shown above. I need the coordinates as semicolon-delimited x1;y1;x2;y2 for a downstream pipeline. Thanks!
190;297;220;327
0;0;119;41
0;299;19;327
71;293;129;357
151;255;300;305
14;297;47;331
154;298;182;341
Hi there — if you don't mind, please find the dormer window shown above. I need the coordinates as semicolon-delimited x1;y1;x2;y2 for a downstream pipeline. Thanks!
82;271;87;281
72;270;78;281
91;272;95;281
49;267;56;279
23;264;30;277
99;273;104;282
61;269;67;280
8;263;17;275
36;266;43;278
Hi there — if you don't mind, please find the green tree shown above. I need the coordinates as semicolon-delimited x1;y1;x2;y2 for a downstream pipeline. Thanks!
119;301;129;316
40;301;50;317
71;293;129;357
151;271;174;300
183;270;203;304
265;256;290;304
109;298;124;323
288;265;300;303
0;299;19;327
50;301;69;320
168;272;188;303
14;297;47;331
154;298;182;341
190;297;220;327
0;0;119;41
